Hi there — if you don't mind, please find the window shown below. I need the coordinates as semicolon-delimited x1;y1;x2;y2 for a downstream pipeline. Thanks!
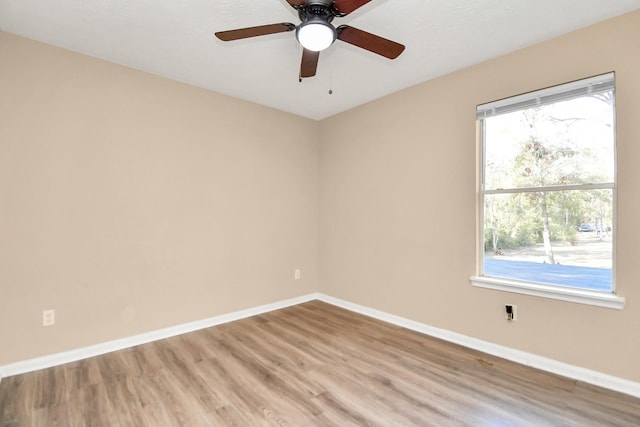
471;73;624;309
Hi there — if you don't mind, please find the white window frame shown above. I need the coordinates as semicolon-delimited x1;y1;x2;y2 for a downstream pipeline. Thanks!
470;73;624;309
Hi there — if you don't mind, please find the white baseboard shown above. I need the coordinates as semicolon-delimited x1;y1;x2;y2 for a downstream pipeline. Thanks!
315;293;640;399
0;293;320;379
2;291;639;400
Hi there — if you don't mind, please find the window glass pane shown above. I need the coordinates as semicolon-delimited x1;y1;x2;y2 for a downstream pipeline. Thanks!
483;189;613;292
484;94;614;191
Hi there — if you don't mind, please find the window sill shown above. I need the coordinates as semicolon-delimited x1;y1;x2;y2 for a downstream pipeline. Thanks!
470;276;625;309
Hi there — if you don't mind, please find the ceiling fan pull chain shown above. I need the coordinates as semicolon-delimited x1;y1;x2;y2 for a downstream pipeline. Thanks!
328;57;334;94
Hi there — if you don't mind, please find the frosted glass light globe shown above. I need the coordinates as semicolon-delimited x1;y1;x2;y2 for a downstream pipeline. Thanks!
297;21;336;52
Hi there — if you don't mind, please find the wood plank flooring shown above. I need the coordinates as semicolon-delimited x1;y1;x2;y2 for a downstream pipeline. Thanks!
2;300;640;426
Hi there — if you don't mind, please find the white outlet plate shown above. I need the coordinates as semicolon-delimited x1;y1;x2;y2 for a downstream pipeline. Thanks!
43;309;55;326
505;304;517;321
294;269;301;280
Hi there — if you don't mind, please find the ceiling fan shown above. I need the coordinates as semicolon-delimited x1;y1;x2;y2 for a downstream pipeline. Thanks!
215;0;405;79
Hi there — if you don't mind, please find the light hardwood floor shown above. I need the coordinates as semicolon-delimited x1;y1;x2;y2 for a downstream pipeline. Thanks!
1;300;639;426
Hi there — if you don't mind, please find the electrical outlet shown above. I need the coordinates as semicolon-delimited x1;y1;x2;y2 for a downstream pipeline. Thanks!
43;309;55;326
505;304;517;321
294;269;301;280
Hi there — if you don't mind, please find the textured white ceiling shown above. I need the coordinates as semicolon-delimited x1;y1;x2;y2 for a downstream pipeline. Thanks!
1;0;639;120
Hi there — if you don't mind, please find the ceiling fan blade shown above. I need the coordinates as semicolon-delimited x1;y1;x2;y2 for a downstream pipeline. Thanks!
285;0;307;8
337;25;405;59
333;0;372;15
300;48;320;78
215;23;295;41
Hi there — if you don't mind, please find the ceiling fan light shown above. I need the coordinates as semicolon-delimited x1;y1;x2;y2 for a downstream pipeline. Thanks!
296;20;336;52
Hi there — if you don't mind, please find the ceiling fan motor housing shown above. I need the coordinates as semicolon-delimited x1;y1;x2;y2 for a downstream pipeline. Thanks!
298;1;337;24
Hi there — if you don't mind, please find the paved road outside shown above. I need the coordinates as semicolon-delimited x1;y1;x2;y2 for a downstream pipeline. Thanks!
484;232;612;291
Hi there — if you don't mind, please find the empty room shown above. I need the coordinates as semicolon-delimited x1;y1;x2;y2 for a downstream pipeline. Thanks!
1;0;640;425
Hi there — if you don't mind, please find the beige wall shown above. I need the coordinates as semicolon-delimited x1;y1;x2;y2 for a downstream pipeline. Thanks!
0;32;319;365
320;10;640;382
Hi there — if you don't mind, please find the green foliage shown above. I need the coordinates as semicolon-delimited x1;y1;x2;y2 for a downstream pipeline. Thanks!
483;96;614;254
